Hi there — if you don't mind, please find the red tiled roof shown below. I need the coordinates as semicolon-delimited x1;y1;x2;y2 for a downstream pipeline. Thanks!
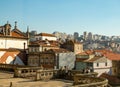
35;33;55;37
95;50;120;60
11;32;25;38
0;51;19;63
77;50;94;55
0;49;26;64
84;56;102;62
0;29;27;39
77;49;120;61
11;29;27;38
30;40;59;47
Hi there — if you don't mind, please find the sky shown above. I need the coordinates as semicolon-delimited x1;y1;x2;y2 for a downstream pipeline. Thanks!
0;0;120;36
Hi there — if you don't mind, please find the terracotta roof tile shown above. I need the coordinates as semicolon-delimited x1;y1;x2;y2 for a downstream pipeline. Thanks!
0;51;19;63
11;32;24;38
11;29;27;38
30;40;59;47
77;50;94;55
35;33;55;37
95;50;120;60
0;49;26;64
84;56;102;62
78;49;120;61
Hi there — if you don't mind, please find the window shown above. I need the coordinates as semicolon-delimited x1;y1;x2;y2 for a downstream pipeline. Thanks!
105;62;107;66
40;58;43;64
50;58;54;64
114;69;116;73
45;58;48;64
97;63;99;67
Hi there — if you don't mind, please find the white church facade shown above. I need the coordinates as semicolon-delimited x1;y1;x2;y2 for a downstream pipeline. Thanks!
0;21;28;49
0;21;29;65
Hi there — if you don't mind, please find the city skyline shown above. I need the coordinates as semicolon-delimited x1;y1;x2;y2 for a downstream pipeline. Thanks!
0;0;120;36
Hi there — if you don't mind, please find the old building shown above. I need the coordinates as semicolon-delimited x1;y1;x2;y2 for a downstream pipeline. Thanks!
61;40;83;54
47;49;75;69
28;47;75;69
75;50;94;70
75;50;120;76
34;32;57;41
0;21;28;49
29;40;59;52
0;21;29;65
28;51;55;68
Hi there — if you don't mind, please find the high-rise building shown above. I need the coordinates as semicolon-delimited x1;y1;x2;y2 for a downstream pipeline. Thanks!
88;32;93;41
83;31;87;40
74;32;79;40
31;30;37;36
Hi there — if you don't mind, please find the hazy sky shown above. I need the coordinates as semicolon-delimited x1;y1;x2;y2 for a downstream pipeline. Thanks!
0;0;120;36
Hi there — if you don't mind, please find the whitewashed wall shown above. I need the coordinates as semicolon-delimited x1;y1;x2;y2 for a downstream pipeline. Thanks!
94;68;112;76
93;59;112;76
93;59;112;69
0;38;28;49
35;36;57;41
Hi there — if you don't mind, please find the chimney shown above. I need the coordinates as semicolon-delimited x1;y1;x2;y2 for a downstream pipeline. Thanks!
14;21;17;29
24;42;26;51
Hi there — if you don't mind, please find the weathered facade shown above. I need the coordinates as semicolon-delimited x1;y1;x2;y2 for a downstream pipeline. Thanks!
28;48;75;70
75;50;115;76
28;52;55;69
29;40;59;52
61;40;83;54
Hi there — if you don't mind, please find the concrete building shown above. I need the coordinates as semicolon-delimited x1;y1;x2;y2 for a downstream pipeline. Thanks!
53;31;67;41
74;32;79;40
83;31;87;40
87;32;93;41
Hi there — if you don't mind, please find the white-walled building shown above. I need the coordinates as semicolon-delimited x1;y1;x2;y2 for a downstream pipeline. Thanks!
75;50;120;76
34;33;57;41
84;56;112;76
0;21;28;49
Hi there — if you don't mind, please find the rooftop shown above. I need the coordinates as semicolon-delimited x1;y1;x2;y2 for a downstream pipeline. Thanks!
77;49;120;61
35;33;56;37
